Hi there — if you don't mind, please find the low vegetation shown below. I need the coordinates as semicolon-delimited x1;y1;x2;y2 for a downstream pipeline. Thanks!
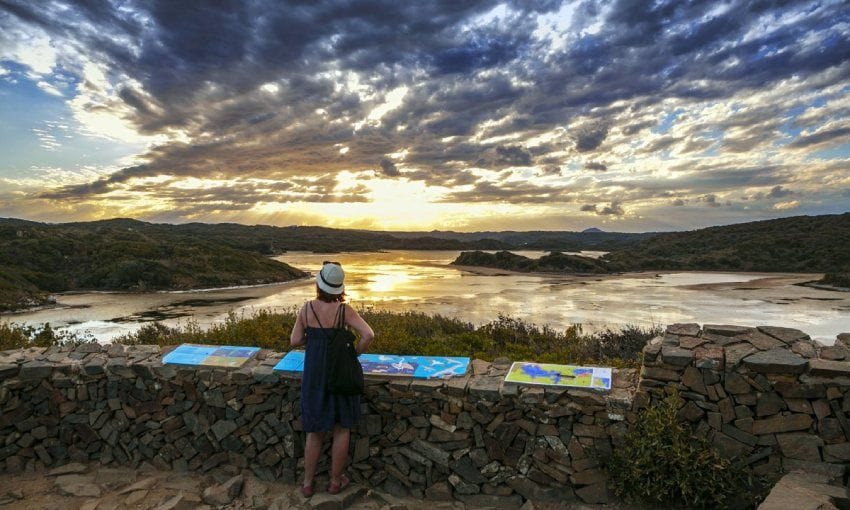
820;272;850;288
452;250;610;274
1;310;660;366
608;391;761;508
0;220;308;311
603;212;850;274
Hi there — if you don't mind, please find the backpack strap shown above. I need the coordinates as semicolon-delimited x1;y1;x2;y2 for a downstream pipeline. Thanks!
308;301;345;343
308;302;326;329
337;304;346;329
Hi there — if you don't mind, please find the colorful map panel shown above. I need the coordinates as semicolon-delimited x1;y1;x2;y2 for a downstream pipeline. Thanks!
504;362;612;390
163;344;259;368
273;351;469;379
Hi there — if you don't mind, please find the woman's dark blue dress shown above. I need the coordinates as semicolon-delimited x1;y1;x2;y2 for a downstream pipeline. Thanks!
300;326;361;432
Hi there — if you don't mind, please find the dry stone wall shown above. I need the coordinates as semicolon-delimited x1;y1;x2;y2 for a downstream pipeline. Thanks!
639;324;850;481
0;343;635;507
1;323;848;507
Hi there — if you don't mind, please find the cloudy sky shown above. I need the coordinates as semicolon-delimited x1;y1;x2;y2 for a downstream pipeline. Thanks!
0;0;848;232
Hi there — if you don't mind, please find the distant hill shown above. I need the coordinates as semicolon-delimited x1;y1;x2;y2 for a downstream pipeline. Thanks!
386;229;654;251
582;227;603;233
603;213;850;273
2;212;847;311
0;220;308;311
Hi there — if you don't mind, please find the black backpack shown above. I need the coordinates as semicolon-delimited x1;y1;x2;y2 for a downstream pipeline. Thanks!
309;303;364;396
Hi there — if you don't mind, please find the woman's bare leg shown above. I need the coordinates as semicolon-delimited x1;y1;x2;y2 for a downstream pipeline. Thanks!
303;431;325;487
330;425;350;484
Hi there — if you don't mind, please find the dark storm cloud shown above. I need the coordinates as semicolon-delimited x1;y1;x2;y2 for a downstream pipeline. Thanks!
584;161;607;172
4;0;849;209
494;145;533;167
787;126;850;150
379;158;400;177
581;202;624;216
439;180;574;204
573;123;610;152
767;185;794;198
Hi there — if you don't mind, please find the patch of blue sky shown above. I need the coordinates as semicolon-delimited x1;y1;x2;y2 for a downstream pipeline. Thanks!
652;109;683;134
694;128;722;157
0;66;144;179
808;142;850;161
752;43;782;62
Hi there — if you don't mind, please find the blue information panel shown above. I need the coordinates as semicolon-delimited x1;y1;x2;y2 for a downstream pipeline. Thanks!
163;344;259;368
274;351;469;379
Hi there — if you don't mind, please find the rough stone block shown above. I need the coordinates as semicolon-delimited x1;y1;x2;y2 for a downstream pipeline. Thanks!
667;323;700;337
758;326;810;344
704;325;753;337
819;345;850;361
752;414;813;435
756;392;786;417
777;433;823;461
809;359;850;378
725;343;756;368
823;442;850;462
661;345;694;367
571;481;607;504
743;349;808;374
640;366;679;382
737;330;786;351
19;360;53;380
723;373;751;394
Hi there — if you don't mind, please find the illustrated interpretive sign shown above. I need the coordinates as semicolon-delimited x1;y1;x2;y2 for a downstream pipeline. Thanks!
504;362;612;390
273;351;469;379
163;344;259;368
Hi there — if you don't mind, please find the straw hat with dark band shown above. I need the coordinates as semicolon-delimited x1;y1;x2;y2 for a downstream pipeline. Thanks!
317;263;345;294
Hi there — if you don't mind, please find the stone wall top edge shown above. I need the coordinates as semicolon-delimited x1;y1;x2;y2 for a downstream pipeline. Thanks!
0;345;638;405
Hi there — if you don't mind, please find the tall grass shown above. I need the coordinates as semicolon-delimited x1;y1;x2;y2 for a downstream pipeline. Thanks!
2;309;661;367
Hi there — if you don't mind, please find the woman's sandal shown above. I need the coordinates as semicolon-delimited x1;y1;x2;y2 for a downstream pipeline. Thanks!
300;483;315;498
327;474;350;495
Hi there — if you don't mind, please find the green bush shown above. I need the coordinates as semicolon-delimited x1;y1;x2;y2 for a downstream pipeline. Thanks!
0;322;90;350
608;391;757;508
109;309;652;366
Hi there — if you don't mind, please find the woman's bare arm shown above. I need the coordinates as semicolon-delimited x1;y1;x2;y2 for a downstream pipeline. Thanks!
344;304;374;355
290;305;307;348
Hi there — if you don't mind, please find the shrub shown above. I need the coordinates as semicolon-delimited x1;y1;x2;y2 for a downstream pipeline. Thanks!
107;309;649;366
0;321;91;350
607;391;757;508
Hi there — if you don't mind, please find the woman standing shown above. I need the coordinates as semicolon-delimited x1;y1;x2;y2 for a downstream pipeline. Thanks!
290;261;374;497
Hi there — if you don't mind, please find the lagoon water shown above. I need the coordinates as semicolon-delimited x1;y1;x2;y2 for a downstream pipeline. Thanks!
6;250;850;344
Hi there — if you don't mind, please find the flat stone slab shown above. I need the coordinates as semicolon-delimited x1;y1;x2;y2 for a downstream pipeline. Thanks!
737;330;786;351
667;323;701;336
758;326;811;344
704;324;753;337
743;348;808;374
661;345;694;366
47;462;89;476
758;474;840;510
809;359;850;378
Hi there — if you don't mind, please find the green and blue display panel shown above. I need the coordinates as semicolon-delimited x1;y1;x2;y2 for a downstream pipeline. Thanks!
274;351;470;379
163;344;260;368
504;362;612;390
161;344;612;390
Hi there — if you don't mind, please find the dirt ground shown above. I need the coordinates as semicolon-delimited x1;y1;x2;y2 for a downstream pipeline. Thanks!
0;462;646;510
